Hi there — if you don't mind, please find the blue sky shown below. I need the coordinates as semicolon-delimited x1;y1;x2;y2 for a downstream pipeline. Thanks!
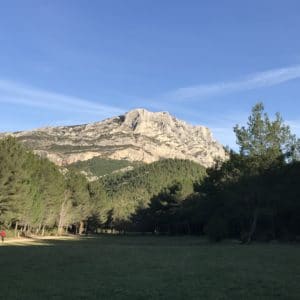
1;0;300;148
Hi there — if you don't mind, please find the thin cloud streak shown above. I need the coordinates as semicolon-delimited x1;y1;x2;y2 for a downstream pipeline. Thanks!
0;79;125;116
163;65;300;101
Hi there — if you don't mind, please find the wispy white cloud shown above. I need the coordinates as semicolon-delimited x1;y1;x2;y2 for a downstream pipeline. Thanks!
0;79;124;117
163;65;300;101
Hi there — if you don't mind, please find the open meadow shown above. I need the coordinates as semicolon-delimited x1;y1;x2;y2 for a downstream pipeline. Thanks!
0;235;299;300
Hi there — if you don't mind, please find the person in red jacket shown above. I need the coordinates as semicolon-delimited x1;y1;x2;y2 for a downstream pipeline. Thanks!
0;230;6;242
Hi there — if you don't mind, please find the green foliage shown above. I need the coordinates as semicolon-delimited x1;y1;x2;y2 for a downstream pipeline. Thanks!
0;137;66;228
0;137;96;234
98;159;206;222
68;157;142;177
234;102;300;168
194;103;300;242
65;171;92;225
131;183;183;233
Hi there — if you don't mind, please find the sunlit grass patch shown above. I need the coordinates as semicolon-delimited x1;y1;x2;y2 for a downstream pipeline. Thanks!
0;235;81;247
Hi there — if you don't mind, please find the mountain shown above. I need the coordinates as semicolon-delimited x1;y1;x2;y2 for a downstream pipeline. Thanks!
0;109;226;168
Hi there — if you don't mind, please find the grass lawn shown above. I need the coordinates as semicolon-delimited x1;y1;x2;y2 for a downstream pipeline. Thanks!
0;235;299;300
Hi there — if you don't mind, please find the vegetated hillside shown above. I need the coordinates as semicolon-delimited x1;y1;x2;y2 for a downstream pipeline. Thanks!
0;108;227;168
96;159;206;221
68;157;143;178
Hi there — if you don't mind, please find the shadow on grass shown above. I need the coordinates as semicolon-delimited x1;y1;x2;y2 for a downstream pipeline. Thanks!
0;235;299;300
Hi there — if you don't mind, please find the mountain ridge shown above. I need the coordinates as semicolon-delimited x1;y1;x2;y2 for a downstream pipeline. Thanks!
0;108;227;167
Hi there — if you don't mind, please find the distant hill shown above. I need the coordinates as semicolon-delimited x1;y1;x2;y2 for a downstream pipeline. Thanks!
96;158;206;221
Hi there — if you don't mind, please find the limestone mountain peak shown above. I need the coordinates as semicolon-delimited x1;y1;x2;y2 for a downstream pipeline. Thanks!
0;109;227;168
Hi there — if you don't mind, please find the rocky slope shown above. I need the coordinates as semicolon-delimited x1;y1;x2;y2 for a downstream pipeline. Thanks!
0;109;227;167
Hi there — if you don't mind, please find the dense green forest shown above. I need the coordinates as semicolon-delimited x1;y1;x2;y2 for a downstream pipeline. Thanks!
0;137;97;235
97;158;206;230
68;157;143;177
0;103;300;242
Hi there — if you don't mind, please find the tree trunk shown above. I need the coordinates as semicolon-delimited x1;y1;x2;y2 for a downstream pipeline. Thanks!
186;223;191;235
14;221;18;237
27;225;31;236
36;224;41;235
247;209;259;244
79;221;85;235
58;193;70;235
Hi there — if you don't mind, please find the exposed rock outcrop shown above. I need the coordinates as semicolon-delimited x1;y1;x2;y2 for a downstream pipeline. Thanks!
0;109;227;167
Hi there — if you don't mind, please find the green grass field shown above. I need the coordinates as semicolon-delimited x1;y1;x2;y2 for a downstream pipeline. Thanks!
0;236;299;300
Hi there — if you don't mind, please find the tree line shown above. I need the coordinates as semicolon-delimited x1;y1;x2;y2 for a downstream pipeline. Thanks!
0;102;299;242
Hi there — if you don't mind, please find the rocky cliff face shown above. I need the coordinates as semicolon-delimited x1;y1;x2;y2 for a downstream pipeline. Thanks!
0;109;227;167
